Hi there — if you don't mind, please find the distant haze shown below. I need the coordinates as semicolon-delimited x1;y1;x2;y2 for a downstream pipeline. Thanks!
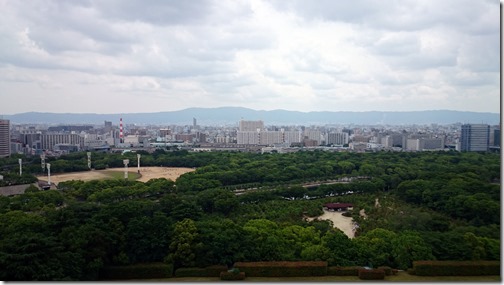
4;107;500;126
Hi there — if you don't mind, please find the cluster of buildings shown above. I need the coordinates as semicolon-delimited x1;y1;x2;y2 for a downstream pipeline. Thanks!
0;117;500;158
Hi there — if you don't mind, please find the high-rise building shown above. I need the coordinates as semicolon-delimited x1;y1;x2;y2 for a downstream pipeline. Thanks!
304;129;321;145
41;133;84;151
0;119;10;157
237;131;259;144
283;130;302;144
327;132;349;145
460;124;490;151
494;129;501;147
239;120;264;132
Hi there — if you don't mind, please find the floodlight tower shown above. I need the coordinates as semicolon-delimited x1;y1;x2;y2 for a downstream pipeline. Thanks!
123;159;129;180
137;154;141;172
47;163;51;186
41;154;46;172
18;158;22;176
87;152;92;169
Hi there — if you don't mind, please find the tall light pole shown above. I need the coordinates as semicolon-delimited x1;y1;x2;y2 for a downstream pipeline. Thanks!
87;152;92;169
18;159;22;176
47;163;51;186
41;154;46;172
123;159;129;180
137;154;141;173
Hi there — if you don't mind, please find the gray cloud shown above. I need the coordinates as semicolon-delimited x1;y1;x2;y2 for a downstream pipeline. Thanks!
0;0;499;114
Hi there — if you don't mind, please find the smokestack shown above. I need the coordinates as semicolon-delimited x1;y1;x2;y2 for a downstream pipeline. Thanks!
120;117;123;143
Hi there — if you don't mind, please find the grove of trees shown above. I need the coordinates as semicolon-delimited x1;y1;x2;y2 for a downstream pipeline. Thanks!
0;149;499;280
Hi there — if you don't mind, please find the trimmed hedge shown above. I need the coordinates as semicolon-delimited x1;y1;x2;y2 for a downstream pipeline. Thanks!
233;261;328;277
174;267;207;277
99;263;173;280
413;260;500;276
174;265;229;277
220;271;246;281
327;266;363;276
358;268;385;280
377;266;392;276
205;265;229;277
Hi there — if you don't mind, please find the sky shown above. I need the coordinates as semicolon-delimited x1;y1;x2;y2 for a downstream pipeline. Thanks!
0;0;500;115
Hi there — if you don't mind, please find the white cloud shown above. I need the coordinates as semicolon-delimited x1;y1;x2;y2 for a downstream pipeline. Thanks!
0;0;499;114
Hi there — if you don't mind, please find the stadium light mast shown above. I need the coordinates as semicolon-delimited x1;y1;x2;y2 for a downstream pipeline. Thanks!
41;154;46;172
123;159;129;180
87;152;92;169
47;163;51;186
137;154;141;173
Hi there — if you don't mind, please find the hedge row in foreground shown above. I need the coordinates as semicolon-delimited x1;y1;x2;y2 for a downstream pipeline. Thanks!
413;261;500;276
220;271;246;281
358;268;385;280
234;261;328;277
327;266;363;276
100;263;173;280
174;265;228;277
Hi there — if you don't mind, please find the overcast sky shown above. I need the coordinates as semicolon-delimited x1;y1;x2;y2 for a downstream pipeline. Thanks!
0;0;500;115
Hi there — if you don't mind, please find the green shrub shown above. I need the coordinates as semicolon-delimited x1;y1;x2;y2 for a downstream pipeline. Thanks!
220;271;246;281
100;263;173;280
413;260;500;276
327;266;362;276
358;268;385;280
233;261;327;277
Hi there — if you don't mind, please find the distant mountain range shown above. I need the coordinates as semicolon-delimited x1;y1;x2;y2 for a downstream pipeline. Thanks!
3;107;500;126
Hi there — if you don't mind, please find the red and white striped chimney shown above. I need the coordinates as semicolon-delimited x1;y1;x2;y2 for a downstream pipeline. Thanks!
120;117;123;143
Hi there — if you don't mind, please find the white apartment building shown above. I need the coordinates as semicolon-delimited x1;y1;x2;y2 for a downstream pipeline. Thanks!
327;132;349;145
239;120;264;132
259;131;283;145
237;131;259;144
283;130;303;144
304;129;322;144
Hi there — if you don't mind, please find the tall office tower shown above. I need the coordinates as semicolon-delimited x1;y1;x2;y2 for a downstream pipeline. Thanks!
193;118;197;129
460;124;490;151
0;119;10;157
239;120;264;132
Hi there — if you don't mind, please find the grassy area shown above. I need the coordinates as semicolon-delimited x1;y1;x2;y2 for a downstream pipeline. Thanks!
125;271;500;282
101;171;141;181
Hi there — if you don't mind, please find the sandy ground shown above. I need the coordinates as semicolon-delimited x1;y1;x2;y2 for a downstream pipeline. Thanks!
306;210;356;238
37;167;195;185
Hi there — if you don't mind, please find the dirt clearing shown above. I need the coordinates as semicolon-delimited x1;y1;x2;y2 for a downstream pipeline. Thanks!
37;167;195;185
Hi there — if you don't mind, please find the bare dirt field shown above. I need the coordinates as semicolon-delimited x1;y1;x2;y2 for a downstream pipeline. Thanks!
306;210;355;238
37;167;195;185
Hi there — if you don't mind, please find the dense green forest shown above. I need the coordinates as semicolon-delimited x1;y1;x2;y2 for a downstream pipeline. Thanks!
0;150;500;280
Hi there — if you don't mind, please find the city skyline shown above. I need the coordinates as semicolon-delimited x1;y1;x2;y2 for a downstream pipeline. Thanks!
0;0;500;115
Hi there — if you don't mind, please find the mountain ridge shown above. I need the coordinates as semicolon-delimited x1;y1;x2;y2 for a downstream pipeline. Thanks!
3;107;500;125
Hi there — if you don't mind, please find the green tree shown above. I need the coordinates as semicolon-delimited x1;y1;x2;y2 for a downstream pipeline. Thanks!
391;231;434;270
166;219;201;269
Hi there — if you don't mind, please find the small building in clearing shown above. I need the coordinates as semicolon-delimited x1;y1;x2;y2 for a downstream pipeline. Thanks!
324;203;353;211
